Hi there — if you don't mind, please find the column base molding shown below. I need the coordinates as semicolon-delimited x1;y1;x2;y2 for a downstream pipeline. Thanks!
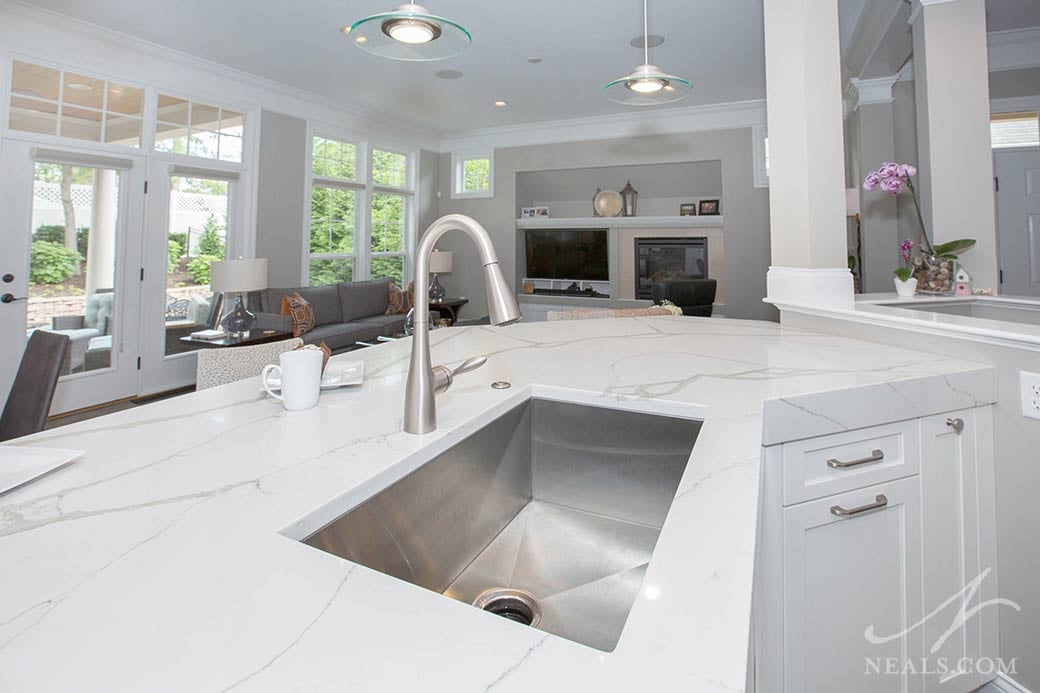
765;267;855;309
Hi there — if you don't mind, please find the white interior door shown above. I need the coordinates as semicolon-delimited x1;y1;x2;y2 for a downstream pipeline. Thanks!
0;140;145;415
996;149;1040;297
139;161;240;395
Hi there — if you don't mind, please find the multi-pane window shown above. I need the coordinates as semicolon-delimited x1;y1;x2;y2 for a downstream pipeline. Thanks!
308;136;413;286
371;193;406;283
991;111;1040;149
8;60;144;147
452;152;493;198
155;95;244;162
372;148;408;188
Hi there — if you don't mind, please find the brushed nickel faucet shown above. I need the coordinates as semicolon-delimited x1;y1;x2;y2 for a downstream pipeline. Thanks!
404;214;521;434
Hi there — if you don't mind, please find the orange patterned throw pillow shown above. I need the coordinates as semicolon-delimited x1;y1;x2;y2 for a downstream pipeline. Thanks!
385;281;416;315
281;292;314;337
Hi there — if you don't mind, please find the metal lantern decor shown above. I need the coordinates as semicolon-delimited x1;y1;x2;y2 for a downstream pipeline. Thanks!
621;181;638;217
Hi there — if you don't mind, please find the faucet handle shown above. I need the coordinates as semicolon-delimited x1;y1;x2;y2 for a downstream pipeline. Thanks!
432;355;488;395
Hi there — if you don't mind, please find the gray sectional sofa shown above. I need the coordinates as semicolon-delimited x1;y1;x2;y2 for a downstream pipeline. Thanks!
251;278;407;352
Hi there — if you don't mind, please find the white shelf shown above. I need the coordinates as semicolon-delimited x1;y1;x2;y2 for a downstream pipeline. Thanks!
516;215;723;229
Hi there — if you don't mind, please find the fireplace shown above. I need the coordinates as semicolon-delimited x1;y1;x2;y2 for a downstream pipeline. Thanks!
635;237;709;299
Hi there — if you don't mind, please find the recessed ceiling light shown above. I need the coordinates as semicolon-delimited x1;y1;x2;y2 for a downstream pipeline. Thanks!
434;69;464;79
526;56;543;64
67;83;92;92
491;100;508;107
630;34;665;49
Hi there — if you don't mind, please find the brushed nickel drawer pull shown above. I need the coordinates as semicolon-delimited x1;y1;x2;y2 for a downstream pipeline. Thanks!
831;494;888;518
827;449;884;469
946;418;964;433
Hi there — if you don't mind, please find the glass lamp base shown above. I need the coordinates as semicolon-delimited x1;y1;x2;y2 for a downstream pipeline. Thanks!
221;294;257;337
428;273;446;302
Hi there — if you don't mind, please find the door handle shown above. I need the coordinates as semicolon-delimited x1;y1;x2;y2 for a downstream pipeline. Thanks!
2;274;13;283
827;449;884;469
831;494;889;518
1;293;27;304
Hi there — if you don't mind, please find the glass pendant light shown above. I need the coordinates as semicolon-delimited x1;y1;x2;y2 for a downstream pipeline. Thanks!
604;0;692;105
346;3;471;62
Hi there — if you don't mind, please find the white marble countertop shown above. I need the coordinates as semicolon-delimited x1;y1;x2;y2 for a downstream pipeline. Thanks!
0;317;994;692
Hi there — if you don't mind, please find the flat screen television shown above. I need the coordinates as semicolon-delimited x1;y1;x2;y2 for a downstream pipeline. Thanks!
524;228;609;281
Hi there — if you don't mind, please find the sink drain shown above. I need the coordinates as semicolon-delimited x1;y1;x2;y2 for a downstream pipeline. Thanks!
473;588;542;627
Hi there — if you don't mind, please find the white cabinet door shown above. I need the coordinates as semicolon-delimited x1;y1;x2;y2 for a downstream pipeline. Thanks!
920;409;997;692
784;477;924;693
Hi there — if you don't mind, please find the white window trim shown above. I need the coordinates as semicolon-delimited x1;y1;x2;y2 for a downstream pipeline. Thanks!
752;124;769;189
451;149;494;199
303;125;418;286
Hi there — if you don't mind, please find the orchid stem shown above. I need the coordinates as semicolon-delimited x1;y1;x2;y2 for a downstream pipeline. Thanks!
905;178;935;256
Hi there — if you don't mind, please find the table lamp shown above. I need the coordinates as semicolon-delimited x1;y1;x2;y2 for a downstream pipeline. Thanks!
428;250;452;302
210;258;268;338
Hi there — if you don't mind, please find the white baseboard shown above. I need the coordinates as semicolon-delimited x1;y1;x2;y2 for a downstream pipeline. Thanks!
981;673;1032;692
765;266;855;309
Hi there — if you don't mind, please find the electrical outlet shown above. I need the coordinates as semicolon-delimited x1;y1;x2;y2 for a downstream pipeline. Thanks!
1020;371;1040;420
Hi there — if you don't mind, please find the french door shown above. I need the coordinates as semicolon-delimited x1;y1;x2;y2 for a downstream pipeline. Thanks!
0;140;145;414
138;160;241;395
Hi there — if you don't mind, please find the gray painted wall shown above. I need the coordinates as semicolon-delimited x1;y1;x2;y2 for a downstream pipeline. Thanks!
989;67;1040;99
892;80;922;250
255;110;308;288
434;129;774;322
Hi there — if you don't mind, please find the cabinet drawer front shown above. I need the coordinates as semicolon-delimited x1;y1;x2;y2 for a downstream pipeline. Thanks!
782;421;920;505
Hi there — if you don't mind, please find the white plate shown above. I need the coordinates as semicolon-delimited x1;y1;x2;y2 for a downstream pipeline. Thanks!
263;360;364;391
593;189;624;217
0;446;84;496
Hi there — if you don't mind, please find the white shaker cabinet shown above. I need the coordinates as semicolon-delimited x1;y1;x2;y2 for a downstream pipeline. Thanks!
752;406;998;693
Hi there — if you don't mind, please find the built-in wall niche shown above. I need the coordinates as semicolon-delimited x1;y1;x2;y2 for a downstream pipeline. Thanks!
515;161;722;219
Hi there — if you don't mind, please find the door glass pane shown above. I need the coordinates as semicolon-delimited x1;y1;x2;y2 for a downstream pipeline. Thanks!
165;176;229;355
309;259;354;286
372;149;407;187
9;96;58;135
12;60;60;102
29;162;121;376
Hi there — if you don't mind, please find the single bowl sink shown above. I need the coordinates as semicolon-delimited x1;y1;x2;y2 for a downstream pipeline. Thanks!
302;397;701;651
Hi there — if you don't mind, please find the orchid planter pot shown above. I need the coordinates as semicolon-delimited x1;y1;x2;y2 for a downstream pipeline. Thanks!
912;255;956;295
894;277;918;298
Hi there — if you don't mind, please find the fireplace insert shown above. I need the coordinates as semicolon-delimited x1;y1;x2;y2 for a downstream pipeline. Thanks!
635;238;708;300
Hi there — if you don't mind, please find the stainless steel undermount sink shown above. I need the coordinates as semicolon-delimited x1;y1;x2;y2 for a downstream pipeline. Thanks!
303;398;701;652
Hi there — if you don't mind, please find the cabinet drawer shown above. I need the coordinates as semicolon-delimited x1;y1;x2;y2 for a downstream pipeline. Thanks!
782;420;920;505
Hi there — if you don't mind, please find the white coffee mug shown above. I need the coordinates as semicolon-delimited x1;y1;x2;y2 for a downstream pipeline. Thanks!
261;349;322;411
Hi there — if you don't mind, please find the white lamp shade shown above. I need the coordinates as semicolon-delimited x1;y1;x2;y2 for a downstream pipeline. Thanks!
429;250;453;274
209;258;269;292
845;188;861;216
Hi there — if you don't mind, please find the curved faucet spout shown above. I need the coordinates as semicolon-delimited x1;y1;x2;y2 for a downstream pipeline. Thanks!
404;214;521;434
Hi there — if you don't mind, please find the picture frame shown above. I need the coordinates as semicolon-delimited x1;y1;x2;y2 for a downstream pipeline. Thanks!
679;203;697;216
698;199;721;216
521;206;550;218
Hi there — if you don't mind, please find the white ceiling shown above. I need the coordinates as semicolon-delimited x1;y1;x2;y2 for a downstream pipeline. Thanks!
985;0;1040;32
17;0;767;136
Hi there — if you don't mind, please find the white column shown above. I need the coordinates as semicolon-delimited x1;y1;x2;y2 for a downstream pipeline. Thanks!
850;77;902;293
85;169;117;297
763;0;854;308
911;0;998;290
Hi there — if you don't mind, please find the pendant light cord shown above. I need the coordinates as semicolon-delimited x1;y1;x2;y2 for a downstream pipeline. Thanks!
643;0;649;65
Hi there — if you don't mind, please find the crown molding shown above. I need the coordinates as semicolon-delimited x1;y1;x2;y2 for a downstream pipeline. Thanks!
436;99;767;153
908;0;958;25
0;0;441;150
848;76;899;111
988;27;1040;72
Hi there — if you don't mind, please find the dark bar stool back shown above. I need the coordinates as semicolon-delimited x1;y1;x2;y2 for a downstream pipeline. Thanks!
651;279;718;317
0;331;70;442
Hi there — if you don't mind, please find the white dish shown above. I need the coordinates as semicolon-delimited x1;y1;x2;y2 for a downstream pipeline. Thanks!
593;189;624;217
0;446;84;496
262;360;364;391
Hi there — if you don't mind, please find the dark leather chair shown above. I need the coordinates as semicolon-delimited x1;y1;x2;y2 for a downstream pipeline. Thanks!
651;279;718;317
0;331;70;442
